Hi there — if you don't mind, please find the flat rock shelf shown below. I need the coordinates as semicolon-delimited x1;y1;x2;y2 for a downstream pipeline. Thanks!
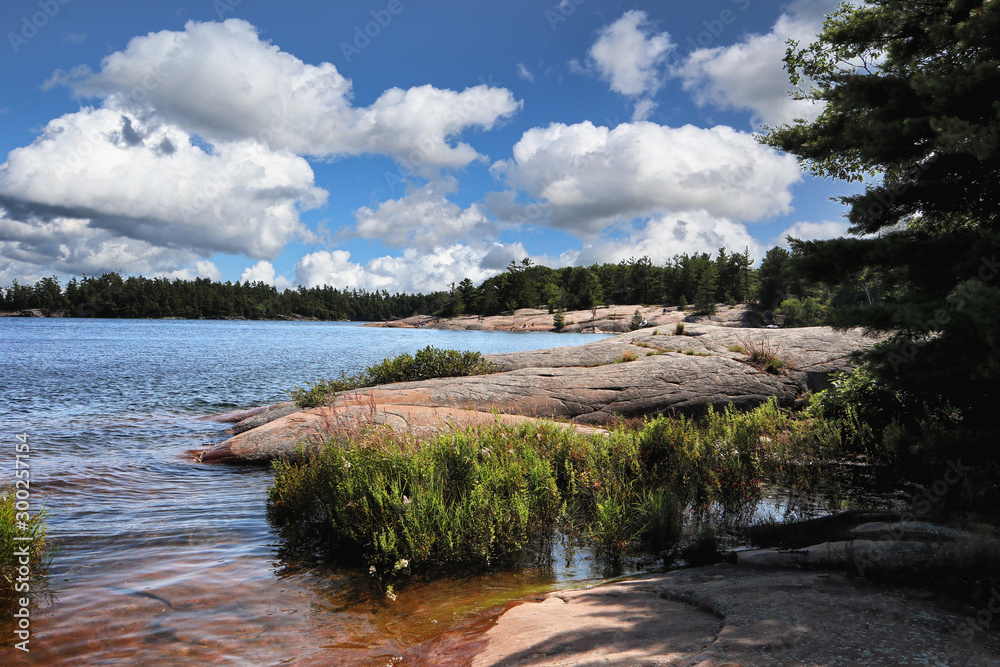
198;323;874;465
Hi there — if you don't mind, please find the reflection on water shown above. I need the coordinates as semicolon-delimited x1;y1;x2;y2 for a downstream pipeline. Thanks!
1;319;615;665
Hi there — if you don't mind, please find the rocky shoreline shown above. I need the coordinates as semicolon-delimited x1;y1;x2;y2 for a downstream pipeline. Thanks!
365;304;750;334
195;319;1000;665
196;320;872;464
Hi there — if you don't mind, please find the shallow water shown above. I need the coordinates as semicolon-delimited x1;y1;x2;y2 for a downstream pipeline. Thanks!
1;319;621;665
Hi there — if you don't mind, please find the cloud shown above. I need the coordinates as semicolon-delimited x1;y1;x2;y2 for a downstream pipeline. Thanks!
572;211;764;266
585;10;673;121
516;63;534;82
350;180;496;250
0;108;324;261
776;219;849;245
52;19;521;169
491;120;801;234
589;10;673;98
157;260;223;281
0;210;221;281
294;243;517;294
631;99;657;122
239;260;293;290
674;0;837;126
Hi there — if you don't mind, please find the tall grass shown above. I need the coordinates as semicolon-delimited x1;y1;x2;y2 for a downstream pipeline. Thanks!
1;485;49;602
268;399;843;587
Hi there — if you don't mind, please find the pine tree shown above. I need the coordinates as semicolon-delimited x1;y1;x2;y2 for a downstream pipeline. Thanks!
763;0;1000;465
694;265;717;316
553;307;565;331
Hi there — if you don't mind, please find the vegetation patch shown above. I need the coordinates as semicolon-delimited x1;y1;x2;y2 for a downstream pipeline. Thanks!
616;350;639;363
291;346;503;407
737;337;787;374
267;399;854;592
1;485;50;605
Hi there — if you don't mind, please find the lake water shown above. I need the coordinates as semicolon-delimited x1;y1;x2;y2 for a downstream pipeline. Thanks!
0;319;614;665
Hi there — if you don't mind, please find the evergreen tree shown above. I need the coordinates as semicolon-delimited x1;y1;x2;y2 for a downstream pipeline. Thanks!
763;0;1000;465
694;264;717;316
553;307;565;331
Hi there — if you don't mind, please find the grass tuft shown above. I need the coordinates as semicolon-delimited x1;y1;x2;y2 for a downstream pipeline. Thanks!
1;485;50;604
738;337;787;374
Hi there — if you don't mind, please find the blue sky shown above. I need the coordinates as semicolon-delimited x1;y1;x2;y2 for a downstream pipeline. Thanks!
0;0;854;293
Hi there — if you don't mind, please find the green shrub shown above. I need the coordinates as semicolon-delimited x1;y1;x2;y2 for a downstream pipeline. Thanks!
674;322;685;335
291;346;503;407
775;296;828;327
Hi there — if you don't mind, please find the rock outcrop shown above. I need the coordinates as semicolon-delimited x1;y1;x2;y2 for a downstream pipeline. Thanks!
198;323;875;465
470;563;999;666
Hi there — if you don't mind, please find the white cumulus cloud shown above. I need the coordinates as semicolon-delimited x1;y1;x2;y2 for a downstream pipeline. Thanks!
351;180;496;250
589;10;673;98
293;241;535;294
0;211;221;281
491;120;801;234
675;0;838;126
0;107;324;264
52;19;521;169
776;219;849;245
239;260;293;290
573;212;764;266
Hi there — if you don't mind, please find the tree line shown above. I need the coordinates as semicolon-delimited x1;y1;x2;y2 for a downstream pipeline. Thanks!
1;246;856;323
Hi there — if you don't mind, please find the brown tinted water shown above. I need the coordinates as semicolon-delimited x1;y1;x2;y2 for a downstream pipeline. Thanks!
1;319;618;665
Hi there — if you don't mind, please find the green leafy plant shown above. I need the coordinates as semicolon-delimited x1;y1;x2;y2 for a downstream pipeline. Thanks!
674;322;685;335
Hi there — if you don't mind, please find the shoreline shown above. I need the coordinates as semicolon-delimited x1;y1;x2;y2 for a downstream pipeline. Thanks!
196;320;873;465
364;304;750;334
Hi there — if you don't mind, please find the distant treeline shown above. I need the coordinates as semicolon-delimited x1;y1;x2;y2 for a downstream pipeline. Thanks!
1;247;867;323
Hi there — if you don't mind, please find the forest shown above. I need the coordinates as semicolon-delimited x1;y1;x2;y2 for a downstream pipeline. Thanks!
1;245;868;326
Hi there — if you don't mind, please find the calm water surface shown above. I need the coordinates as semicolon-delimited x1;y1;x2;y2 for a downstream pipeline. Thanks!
0;319;615;665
